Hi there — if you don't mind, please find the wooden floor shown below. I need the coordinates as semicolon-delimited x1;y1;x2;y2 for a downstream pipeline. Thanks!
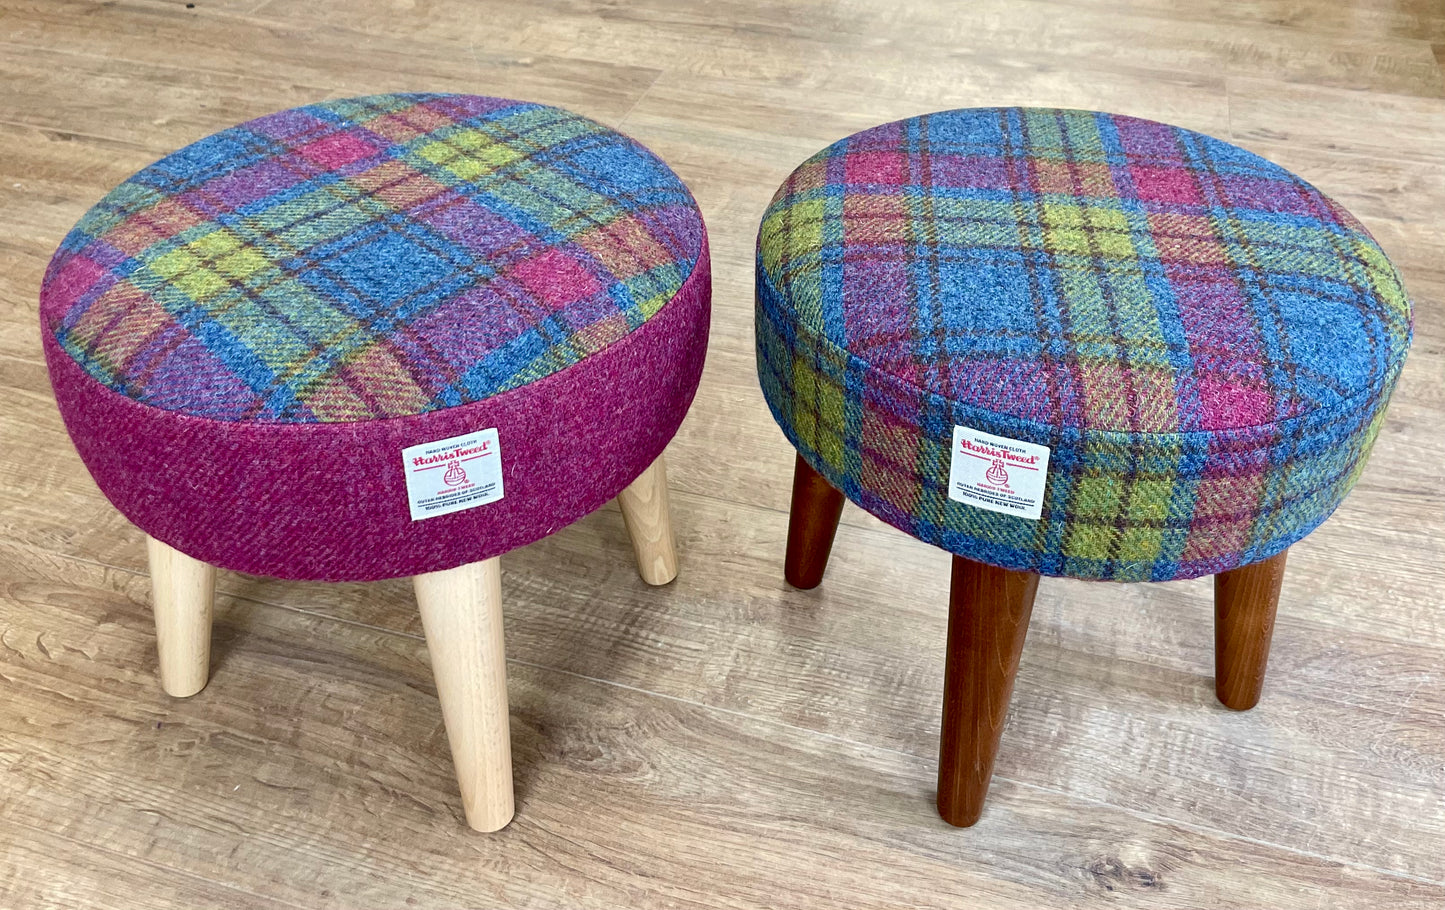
2;0;1445;907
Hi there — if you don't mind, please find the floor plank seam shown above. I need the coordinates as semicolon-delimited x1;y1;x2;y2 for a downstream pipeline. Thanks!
614;75;663;132
0;38;336;116
1002;774;1445;890
0;116;179;154
2;815;315;910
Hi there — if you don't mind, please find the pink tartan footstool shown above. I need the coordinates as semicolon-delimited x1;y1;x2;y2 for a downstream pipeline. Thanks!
39;94;711;831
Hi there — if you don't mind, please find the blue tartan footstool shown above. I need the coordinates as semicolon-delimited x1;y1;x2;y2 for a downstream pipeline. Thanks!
754;107;1412;826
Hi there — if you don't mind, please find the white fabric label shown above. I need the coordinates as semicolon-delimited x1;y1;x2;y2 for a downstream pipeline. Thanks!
948;425;1051;520
402;428;504;521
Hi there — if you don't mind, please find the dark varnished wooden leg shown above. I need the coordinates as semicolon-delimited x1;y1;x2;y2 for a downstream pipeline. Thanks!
1214;549;1288;711
937;556;1040;827
784;453;846;589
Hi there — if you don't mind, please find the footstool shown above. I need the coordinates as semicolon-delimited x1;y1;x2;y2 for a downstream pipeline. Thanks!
40;93;711;831
755;107;1411;826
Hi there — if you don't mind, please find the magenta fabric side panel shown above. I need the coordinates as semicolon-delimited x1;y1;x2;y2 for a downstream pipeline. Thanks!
44;240;712;582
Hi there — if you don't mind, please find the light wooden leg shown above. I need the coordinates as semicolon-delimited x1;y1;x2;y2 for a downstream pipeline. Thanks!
146;535;215;698
413;557;515;832
1215;549;1288;711
616;455;679;585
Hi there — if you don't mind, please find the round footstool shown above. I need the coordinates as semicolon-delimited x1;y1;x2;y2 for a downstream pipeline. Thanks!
41;93;711;831
755;107;1411;826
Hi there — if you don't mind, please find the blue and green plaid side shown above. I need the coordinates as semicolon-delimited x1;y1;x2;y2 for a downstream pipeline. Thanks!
756;107;1410;581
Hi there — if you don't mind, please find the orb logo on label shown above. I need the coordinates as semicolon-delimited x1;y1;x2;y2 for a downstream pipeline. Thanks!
985;458;1009;486
443;460;468;486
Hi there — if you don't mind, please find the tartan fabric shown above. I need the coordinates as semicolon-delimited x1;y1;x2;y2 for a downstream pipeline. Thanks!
756;108;1412;581
42;93;704;422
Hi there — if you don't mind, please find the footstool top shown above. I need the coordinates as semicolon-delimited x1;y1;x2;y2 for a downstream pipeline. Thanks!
41;94;711;581
42;93;704;423
759;107;1411;436
756;108;1411;582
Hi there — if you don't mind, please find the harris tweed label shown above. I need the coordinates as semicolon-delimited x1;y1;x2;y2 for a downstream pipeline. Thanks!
949;426;1050;520
403;428;504;521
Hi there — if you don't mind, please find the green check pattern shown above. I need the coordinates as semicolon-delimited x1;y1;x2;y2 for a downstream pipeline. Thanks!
43;93;704;422
757;108;1412;581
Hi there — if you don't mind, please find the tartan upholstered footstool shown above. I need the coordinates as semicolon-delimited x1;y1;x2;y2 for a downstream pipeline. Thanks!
40;93;711;831
755;107;1411;826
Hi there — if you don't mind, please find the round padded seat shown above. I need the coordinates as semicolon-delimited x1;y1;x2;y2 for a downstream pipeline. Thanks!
757;107;1411;582
42;92;710;581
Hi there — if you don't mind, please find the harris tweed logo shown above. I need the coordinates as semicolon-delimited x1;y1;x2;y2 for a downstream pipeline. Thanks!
949;426;1051;520
443;460;468;486
411;439;492;467
986;459;1009;485
402;429;504;520
956;437;1042;467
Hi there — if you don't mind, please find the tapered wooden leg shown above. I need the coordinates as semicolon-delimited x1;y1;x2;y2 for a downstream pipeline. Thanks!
784;453;846;589
937;555;1039;827
146;535;216;698
1215;549;1288;711
616;455;679;585
413;557;515;832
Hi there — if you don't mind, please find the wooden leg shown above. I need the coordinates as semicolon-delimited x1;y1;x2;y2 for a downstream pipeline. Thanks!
413;557;515;832
146;535;215;698
1215;549;1288;711
937;555;1039;828
616;455;679;586
783;453;846;589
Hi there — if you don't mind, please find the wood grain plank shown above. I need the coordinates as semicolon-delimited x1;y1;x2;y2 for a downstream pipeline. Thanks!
0;45;330;153
1022;0;1445;43
4;542;1445;908
249;0;1445;97
0;825;306;910
0;0;661;128
1228;74;1445;167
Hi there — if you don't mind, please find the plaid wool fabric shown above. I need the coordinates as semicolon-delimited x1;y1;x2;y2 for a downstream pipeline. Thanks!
756;108;1412;581
43;93;704;422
